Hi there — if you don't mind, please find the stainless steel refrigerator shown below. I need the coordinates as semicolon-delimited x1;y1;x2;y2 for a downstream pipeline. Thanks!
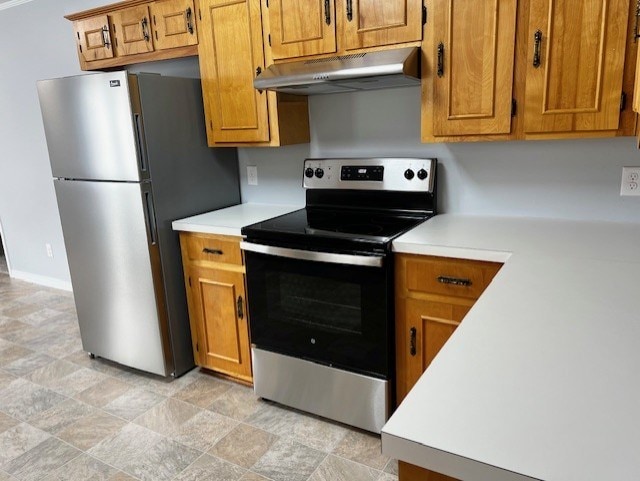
37;71;240;377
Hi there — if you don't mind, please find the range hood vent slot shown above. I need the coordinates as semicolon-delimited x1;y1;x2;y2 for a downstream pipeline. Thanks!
254;47;420;96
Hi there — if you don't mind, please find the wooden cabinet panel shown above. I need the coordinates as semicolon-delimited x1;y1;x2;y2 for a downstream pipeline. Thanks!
268;0;337;59
150;0;198;50
396;297;469;403
523;0;629;133
111;5;155;56
398;461;459;481
182;233;243;265
185;265;252;382
431;0;517;136
341;0;423;50
74;15;115;63
198;0;270;143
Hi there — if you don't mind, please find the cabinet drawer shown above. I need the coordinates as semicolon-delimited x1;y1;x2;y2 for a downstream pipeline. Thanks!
404;256;501;299
181;233;242;265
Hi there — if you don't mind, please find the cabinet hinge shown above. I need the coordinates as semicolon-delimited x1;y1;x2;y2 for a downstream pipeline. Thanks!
422;4;427;25
198;8;202;21
268;34;271;46
620;92;627;111
511;99;517;117
79;45;83;53
266;0;269;7
188;276;191;287
196;342;199;352
209;119;213;130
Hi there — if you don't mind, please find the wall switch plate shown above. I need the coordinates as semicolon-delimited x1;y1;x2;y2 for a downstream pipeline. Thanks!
45;243;53;258
621;167;640;196
247;166;258;186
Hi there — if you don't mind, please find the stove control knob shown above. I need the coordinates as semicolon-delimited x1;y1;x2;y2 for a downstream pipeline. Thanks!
417;169;428;180
305;167;314;178
315;168;324;179
404;169;415;180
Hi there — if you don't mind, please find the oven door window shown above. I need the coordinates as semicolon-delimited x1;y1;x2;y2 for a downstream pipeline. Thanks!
245;251;389;378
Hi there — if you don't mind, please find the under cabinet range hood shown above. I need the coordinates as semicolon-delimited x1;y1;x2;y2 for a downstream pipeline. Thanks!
253;47;420;95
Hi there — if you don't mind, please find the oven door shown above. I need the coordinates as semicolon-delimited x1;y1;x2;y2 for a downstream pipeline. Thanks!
241;242;391;379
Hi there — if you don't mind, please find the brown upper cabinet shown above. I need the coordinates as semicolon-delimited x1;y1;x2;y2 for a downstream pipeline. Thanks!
422;0;638;143
523;0;630;134
197;0;310;146
264;0;423;61
67;0;199;70
426;0;517;138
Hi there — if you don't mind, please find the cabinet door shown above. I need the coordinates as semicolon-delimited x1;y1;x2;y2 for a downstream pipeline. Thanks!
396;297;469;403
185;266;252;382
150;0;198;50
523;0;629;134
111;5;155;56
432;0;517;136
74;15;115;63
341;0;422;50
198;0;270;143
268;0;337;59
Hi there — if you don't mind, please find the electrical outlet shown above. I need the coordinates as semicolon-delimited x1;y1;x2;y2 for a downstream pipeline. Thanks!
247;166;258;186
621;167;640;196
45;243;53;258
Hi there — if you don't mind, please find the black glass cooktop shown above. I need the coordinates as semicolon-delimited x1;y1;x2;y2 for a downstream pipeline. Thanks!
243;208;429;247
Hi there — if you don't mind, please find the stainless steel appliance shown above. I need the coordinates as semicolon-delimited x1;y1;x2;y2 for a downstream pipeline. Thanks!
253;47;420;95
37;72;240;377
241;158;437;432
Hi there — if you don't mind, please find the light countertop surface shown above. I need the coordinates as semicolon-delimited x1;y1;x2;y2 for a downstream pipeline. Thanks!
383;214;640;481
172;203;302;237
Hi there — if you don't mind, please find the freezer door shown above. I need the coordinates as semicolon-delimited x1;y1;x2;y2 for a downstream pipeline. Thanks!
38;72;142;182
54;179;171;376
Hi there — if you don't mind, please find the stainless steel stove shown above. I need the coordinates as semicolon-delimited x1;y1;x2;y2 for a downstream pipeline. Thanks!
241;158;437;433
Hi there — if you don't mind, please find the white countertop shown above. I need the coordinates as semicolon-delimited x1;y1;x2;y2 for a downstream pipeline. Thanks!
383;214;640;481
171;203;302;237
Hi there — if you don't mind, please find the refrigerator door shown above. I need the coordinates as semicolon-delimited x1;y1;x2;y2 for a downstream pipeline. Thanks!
54;178;170;376
38;72;143;182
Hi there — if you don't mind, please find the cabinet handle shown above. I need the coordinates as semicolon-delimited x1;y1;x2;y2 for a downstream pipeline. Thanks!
409;327;417;356
202;247;223;255
237;295;244;319
141;17;150;41
324;0;331;25
185;7;194;34
437;276;472;287
437;42;444;77
101;25;111;49
346;0;353;21
532;30;542;68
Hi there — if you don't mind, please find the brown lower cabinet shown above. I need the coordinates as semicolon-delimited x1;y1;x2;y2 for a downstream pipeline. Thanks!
179;232;252;383
395;254;503;481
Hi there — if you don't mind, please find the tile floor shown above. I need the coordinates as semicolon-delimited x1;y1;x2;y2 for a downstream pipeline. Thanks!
0;272;398;481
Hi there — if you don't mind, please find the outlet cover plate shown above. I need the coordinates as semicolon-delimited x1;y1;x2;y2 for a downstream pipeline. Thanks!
247;166;258;186
621;166;640;196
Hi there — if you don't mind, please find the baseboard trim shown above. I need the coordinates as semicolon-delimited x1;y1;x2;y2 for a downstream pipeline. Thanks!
10;270;73;292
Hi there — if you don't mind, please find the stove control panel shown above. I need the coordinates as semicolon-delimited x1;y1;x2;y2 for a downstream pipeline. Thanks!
303;158;436;192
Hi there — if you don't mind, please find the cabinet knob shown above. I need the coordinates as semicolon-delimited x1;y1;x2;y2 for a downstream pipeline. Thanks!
237;295;244;320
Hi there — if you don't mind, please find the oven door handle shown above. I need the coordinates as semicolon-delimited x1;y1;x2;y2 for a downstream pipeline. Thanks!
240;241;384;268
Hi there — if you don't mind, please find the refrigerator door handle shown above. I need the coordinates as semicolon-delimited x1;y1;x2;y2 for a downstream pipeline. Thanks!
143;189;158;245
133;113;148;174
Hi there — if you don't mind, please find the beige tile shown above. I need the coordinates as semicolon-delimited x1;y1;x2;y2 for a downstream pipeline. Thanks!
29;398;94;434
377;473;398;481
173;374;233;408
20;308;64;326
3;436;80;481
0;370;16;390
50;367;107;397
173;453;246;481
309;455;379;481
0;345;33;367
172;410;238;451
24;360;81;389
117;368;198;397
251;438;326;481
44;453;117;481
88;423;164;469
0;378;67;421
241;473;271;481
332;430;389;470
57;411;127;451
1;304;42;320
134;397;201;436
210;423;278;469
74;376;132;408
103;388;165;421
384;459;398;475
0;413;18;434
107;471;138;481
0;423;50;469
121;438;201;481
2;352;55;377
208;385;264;421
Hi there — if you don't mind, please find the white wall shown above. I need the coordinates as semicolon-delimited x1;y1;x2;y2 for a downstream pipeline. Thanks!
0;0;200;288
239;86;640;223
